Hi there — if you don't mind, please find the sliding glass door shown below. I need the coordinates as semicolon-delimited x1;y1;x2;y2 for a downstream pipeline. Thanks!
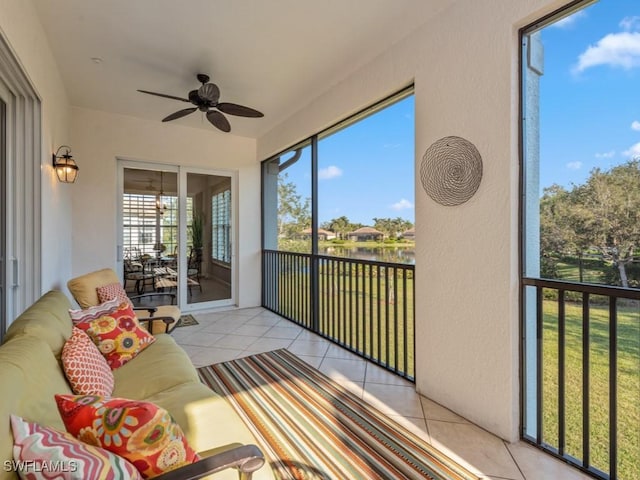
120;163;234;311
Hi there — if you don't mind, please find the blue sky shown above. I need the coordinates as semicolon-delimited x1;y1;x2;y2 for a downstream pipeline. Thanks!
282;95;415;226
538;0;640;192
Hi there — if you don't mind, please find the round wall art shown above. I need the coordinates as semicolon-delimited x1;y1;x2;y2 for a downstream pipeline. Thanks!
420;136;483;206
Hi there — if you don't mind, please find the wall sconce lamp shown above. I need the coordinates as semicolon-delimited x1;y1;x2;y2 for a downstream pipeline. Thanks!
52;145;79;183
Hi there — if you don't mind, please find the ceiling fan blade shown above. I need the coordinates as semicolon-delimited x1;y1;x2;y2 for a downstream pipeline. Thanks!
137;90;191;103
216;102;264;118
206;110;231;132
162;107;197;122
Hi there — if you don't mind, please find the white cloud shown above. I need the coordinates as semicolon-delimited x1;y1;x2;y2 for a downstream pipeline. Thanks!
620;16;640;32
574;32;640;72
566;161;583;170
390;199;414;211
631;120;640;131
623;142;640;159
553;10;586;29
318;165;343;180
595;150;615;159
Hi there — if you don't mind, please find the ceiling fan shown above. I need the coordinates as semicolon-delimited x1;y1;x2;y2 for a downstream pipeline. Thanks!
138;73;263;133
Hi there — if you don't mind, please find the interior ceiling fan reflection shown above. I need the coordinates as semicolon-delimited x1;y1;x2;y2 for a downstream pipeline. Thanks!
156;171;167;216
138;73;264;133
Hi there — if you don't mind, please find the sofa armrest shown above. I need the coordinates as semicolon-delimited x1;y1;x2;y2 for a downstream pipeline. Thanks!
153;444;265;480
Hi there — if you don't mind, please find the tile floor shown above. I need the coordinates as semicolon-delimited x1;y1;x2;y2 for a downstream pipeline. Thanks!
173;307;593;480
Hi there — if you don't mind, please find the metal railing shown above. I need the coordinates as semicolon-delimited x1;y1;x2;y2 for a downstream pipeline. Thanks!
262;249;415;380
522;277;640;480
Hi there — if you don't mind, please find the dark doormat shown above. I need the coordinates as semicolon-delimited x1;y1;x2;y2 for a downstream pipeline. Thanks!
176;314;199;328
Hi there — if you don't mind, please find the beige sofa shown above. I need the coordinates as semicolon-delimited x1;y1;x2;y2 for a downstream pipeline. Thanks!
0;291;272;480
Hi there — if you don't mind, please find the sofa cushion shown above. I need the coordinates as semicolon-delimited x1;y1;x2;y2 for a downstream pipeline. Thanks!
3;290;72;359
10;415;142;479
112;334;199;400
55;395;199;479
67;268;120;309
75;302;155;370
69;297;120;324
0;335;73;480
62;327;115;396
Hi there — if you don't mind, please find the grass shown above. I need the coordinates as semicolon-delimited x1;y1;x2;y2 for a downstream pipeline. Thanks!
268;261;415;378
541;298;640;479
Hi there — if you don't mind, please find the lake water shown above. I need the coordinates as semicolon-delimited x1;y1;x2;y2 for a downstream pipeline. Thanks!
318;245;415;265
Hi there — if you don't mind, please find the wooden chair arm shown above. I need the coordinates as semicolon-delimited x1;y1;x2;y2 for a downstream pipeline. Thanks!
153;444;265;480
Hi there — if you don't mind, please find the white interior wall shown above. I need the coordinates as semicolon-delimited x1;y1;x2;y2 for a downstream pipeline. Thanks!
258;0;570;442
70;107;260;308
0;0;71;298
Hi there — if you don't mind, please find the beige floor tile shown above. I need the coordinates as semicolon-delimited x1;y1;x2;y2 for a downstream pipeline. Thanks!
427;420;523;480
324;344;364;361
506;442;593;480
387;415;430;442
190;346;243;367
245;315;283;327
420;396;470;424
232;324;274;337
288;339;330;356
263;325;303;339
362;383;424;418
295;330;326;342
243;338;294;353
214;334;261;350
174;331;225;347
364;362;414;387
333;379;364;398
319;356;367;383
293;354;324;369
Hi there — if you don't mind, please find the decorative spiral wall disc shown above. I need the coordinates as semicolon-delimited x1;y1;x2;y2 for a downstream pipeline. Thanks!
420;136;483;206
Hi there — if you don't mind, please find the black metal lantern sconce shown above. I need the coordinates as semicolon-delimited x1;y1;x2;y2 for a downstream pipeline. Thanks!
52;145;79;183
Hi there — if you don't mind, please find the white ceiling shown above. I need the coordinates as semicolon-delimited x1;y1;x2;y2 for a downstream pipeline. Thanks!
32;0;453;138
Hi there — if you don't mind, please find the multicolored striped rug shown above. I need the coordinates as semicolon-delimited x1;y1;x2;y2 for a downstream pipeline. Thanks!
197;349;479;480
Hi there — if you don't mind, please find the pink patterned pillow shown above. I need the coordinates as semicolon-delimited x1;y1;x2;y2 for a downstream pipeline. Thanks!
69;297;121;324
10;414;142;479
62;327;115;396
96;283;133;308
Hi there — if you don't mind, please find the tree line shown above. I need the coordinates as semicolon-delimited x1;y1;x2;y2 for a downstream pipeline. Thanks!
278;173;414;240
540;159;640;287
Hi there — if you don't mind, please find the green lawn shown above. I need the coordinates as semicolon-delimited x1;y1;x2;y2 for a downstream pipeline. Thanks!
542;299;640;479
271;263;415;379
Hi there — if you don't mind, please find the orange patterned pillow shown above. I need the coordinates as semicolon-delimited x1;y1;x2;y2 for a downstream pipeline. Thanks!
75;302;155;370
62;327;115;396
96;282;134;308
55;395;199;479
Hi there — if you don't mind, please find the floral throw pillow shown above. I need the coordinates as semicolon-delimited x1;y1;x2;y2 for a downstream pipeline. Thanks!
68;297;121;324
10;414;142;479
55;395;199;479
62;327;115;396
75;302;155;370
96;282;134;309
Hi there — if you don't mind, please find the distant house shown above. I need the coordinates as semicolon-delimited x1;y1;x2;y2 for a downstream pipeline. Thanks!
401;227;415;241
348;226;385;242
300;227;336;241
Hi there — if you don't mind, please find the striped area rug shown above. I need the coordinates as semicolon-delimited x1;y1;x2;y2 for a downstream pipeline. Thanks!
197;349;479;480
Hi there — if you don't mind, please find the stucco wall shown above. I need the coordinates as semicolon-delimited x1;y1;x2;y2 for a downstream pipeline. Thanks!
70;107;260;308
258;0;570;442
0;0;72;298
